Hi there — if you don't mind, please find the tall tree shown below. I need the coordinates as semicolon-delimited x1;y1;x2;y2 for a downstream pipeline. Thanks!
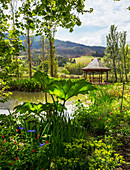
35;0;93;77
124;44;130;82
119;31;126;82
41;34;45;72
48;26;56;77
105;25;119;82
17;0;38;78
0;0;22;102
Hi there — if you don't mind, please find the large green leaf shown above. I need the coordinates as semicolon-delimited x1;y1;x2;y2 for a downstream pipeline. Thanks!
33;71;56;92
48;79;96;102
14;102;66;115
33;71;96;102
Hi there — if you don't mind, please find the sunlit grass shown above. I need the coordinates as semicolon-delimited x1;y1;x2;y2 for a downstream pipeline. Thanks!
73;55;94;65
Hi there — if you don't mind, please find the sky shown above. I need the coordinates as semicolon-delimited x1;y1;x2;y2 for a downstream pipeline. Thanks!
55;0;130;47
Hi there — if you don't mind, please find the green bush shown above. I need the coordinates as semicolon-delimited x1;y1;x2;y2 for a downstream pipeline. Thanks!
65;63;86;75
60;68;70;75
8;78;43;92
73;100;108;135
0;116;51;169
73;83;130;136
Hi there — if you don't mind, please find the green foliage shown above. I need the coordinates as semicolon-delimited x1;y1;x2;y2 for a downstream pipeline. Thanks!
104;25;130;82
88;139;125;170
56;56;69;67
73;83;130;136
0;28;24;81
73;100;108;135
0;115;51;169
0;101;85;169
0;79;12;103
8;78;43;92
33;71;96;105
60;68;70;75
1;77;129;169
65;63;86;75
0;110;126;169
55;138;125;170
34;0;93;36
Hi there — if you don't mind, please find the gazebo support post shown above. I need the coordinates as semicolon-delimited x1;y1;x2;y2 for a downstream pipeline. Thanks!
84;71;87;79
101;72;102;83
99;72;100;84
89;72;91;83
93;72;94;83
86;71;87;80
106;71;108;84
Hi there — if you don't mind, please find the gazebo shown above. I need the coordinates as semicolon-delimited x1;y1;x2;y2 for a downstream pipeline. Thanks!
81;57;111;84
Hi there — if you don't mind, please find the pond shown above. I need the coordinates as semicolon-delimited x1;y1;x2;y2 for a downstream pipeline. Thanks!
0;91;88;118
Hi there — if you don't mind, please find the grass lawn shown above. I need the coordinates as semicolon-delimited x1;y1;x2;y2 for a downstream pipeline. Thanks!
73;55;94;65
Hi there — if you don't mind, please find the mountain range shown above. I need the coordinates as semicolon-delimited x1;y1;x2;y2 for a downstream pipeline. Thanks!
19;35;106;57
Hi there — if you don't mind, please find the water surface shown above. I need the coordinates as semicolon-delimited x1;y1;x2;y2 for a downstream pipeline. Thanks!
0;91;87;117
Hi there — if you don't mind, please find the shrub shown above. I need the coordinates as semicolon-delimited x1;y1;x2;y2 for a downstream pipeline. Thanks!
60;68;70;75
65;63;86;75
8;78;43;92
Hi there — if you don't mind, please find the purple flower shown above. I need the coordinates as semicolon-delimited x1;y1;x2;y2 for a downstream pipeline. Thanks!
39;143;46;147
17;127;24;130
27;130;37;133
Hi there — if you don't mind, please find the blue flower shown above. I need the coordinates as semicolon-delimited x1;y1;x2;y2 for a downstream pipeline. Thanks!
17;127;24;130
27;130;37;133
39;143;46;147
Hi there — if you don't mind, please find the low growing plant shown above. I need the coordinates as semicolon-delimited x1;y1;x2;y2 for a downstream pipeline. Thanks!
54;138;125;170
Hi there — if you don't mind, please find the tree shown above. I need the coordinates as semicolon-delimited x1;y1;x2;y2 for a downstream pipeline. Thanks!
16;0;38;79
118;31;126;82
41;35;45;72
48;27;56;77
34;0;93;77
105;25;119;82
104;25;129;82
120;43;130;82
0;0;17;102
2;0;93;78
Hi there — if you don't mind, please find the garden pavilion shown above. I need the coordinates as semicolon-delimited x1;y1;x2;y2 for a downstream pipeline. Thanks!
81;57;111;84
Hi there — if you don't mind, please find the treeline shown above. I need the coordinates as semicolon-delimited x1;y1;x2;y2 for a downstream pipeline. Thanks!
92;51;104;58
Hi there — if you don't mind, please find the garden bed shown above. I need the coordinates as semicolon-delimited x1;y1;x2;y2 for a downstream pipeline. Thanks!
0;72;130;169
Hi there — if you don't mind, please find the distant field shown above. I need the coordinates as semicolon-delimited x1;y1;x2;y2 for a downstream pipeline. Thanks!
74;56;94;65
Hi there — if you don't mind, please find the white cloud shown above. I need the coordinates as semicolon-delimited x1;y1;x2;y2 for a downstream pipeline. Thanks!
55;0;130;46
80;28;109;46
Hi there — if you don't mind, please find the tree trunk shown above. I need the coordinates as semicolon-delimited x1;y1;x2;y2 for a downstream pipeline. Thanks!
49;34;54;77
113;57;117;82
41;35;45;72
10;0;15;28
10;0;20;79
124;54;127;82
27;29;32;79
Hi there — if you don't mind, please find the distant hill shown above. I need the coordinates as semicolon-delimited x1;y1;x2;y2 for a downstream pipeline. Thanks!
5;34;106;57
54;40;105;57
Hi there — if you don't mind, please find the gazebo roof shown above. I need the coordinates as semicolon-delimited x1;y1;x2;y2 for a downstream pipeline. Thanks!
81;57;111;71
